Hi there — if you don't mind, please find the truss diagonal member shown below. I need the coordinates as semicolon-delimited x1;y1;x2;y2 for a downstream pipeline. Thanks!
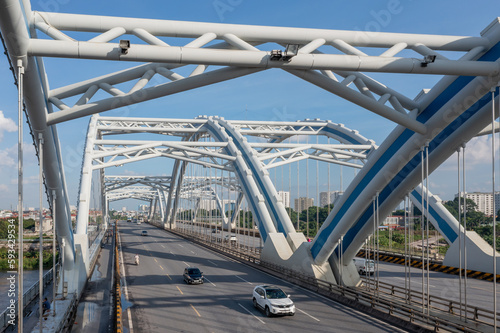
379;42;407;57
34;13;74;41
88;27;126;43
222;33;259;51
330;39;367;56
412;43;449;60
132;28;170;46
46;66;265;125
287;69;427;134
37;12;489;50
334;70;419;111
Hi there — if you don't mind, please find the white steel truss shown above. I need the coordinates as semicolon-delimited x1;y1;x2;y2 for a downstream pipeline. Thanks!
20;10;498;132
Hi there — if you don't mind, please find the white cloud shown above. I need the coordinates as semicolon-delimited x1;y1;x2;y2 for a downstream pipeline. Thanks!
0;143;36;167
0;111;16;142
0;184;8;191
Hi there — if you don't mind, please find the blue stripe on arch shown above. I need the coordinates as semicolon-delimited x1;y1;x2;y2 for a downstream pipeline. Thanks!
223;129;287;235
311;40;500;260
410;189;458;244
206;124;269;241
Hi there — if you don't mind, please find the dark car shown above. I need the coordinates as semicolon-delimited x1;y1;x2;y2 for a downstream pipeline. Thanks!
183;267;204;284
141;230;148;236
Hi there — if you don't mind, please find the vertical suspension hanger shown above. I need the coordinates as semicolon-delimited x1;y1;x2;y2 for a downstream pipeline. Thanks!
491;84;498;332
306;135;310;239
420;146;425;314
462;143;468;322
458;145;463;320
425;142;430;315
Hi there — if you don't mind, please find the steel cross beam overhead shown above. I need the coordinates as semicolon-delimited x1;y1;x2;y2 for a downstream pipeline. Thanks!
17;10;498;132
104;175;172;192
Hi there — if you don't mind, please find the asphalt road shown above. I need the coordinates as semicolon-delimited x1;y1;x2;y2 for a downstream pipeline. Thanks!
374;260;498;313
165;222;497;316
118;221;408;333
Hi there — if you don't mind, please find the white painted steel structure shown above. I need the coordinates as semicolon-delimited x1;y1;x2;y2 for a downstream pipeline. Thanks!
1;0;500;330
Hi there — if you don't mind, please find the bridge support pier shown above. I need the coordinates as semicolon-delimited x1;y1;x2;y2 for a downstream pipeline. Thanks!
261;232;337;284
443;231;500;275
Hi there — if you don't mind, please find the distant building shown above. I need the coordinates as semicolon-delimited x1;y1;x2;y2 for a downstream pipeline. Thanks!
276;191;290;208
122;206;127;212
319;191;343;207
295;197;314;212
455;192;500;216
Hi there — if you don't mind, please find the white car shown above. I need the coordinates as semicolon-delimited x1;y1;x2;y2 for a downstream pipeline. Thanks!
252;285;295;317
353;257;375;275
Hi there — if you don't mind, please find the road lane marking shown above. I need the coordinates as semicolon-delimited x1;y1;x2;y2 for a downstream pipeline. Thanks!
183;261;190;266
235;275;252;284
191;251;195;254
179;244;184;248
393;277;436;287
166;274;172;280
118;233;134;333
207;260;218;266
154;258;158;263
159;265;164;270
238;303;265;324
191;304;202;317
161;244;166;248
170;251;176;256
176;286;183;295
296;308;320;321
204;277;216;287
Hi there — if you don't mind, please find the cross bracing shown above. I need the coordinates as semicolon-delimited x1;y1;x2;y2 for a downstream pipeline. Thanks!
22;11;497;132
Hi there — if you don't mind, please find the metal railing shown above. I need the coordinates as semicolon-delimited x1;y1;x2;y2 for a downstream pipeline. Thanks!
0;264;58;332
367;277;499;327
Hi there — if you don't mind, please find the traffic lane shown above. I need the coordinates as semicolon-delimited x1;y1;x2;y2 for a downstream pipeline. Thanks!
123;224;274;332
121;223;214;332
142;224;407;332
375;260;496;310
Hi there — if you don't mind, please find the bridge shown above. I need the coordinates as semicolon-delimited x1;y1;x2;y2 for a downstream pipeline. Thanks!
0;0;499;331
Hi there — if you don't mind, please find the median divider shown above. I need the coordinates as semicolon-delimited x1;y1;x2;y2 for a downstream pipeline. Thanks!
356;249;500;282
114;224;123;333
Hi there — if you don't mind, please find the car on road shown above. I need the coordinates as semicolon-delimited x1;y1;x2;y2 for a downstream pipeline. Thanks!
353;257;374;275
224;235;237;243
183;267;204;284
141;230;148;236
252;285;295;317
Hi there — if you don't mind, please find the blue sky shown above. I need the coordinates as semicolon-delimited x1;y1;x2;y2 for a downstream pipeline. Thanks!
0;0;499;210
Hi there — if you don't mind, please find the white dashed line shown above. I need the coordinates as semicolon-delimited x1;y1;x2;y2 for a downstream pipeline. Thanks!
235;275;252;285
204;277;216;287
296;308;320;321
207;260;218;266
238;303;265;324
179;244;184;248
191;251;195;254
183;261;190;266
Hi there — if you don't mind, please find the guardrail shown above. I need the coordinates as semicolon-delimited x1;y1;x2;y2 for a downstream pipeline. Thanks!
357;249;500;282
0;264;58;332
167;228;496;333
114;224;123;333
369;278;499;327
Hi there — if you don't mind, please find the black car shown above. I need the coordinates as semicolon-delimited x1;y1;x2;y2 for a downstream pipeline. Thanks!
183;267;204;284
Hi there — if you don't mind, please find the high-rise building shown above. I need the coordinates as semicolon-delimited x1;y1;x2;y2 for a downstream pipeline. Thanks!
295;197;314;212
276;191;290;207
455;192;500;216
319;191;343;207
